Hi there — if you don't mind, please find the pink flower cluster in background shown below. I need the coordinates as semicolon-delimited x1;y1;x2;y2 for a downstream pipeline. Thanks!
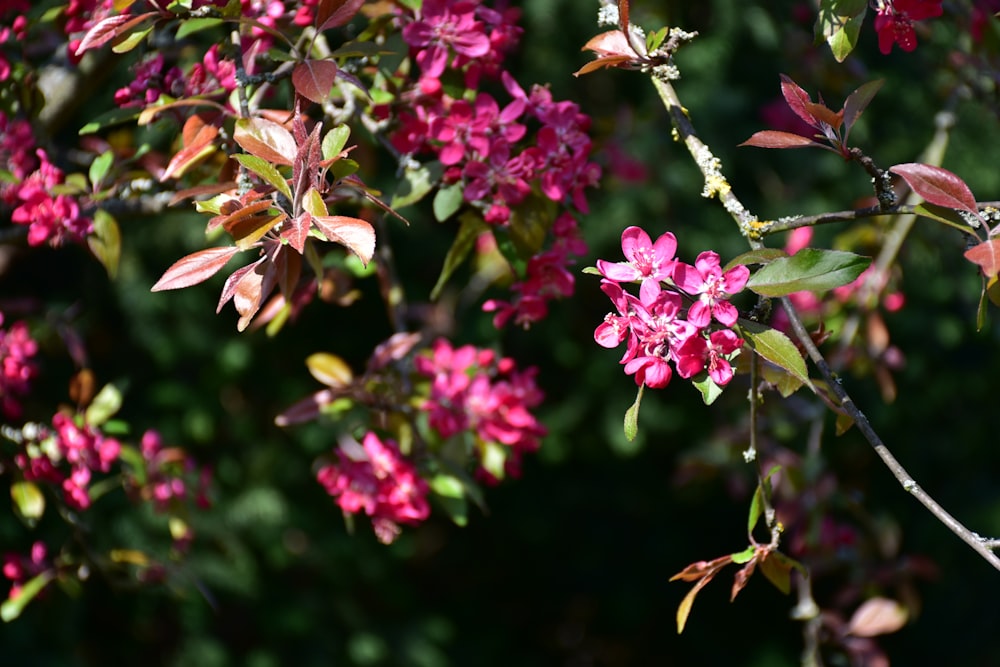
414;338;545;483
392;0;600;328
594;227;749;389
2;541;50;602
1;112;93;247
316;432;430;544
0;312;38;420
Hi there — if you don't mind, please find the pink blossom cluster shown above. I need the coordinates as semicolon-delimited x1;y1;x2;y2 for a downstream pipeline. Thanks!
0;312;39;420
873;0;943;54
594;227;749;389
316;432;430;544
1;112;93;247
2;541;50;602
136;429;212;513
414;338;545;482
11;414;121;511
393;1;599;328
114;45;236;109
0;1;28;82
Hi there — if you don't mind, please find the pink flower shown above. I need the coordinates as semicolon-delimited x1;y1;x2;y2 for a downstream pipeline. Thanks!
674;329;743;387
674;251;750;327
403;0;491;80
316;432;430;544
597;226;678;292
0;312;39;419
873;0;943;54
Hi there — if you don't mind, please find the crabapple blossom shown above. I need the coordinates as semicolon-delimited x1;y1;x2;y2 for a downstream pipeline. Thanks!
673;251;750;328
597;226;678;293
0;312;39;420
873;0;943;54
316;432;430;544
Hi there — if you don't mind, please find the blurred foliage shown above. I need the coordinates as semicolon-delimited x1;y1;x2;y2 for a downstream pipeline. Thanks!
4;0;1000;665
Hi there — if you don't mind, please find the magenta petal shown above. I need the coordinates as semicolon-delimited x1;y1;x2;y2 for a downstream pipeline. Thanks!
620;226;652;262
597;259;640;282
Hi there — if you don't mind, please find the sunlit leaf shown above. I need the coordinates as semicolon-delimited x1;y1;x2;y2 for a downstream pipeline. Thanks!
234;117;297;166
746;248;870;297
890;163;978;214
433;183;464;222
11;481;44;521
232;154;292;201
964;239;1000;279
737;320;810;387
624;383;644;442
739;130;818;149
151;246;242;291
85;382;123;426
73;12;157;56
1;571;54;622
758;550;793;594
312;215;376;265
306;353;353;388
731;546;756;565
846;597;908;637
321;125;351;162
724;248;786;271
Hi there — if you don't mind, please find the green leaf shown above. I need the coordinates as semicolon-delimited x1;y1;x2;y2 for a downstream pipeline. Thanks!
747;465;781;535
390;161;442;209
691;374;723;405
507;195;556;258
11;481;45;521
1;571;54;622
111;24;153;53
321;124;351;162
624;383;645;442
85;383;123;426
760;550;806;595
432;183;464;222
88;150;114;189
305;352;353;388
79;107;141;134
232;153;292;201
176;17;224;39
430;213;488;300
434;494;468;527
88;209;121;279
724;248;786;272
746;248;870;297
737;320;811;388
429;474;464;499
731;545;756;565
913;203;981;235
816;0;867;62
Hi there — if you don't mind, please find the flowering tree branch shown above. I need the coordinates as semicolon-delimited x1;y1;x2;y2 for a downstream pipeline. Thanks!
650;70;1000;573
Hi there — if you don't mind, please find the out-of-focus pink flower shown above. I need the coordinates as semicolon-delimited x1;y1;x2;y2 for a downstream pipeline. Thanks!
0;312;39;419
317;432;430;544
873;0;943;54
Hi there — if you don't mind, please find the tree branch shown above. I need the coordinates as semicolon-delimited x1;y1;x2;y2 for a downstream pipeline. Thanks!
650;72;1000;572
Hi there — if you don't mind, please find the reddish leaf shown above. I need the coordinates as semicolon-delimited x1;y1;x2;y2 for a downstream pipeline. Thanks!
804;101;842;130
739;131;819;149
846;597;908;637
234;117;297;166
316;0;366;31
890;163;978;214
292;60;339;104
730;558;758;601
281;212;312;254
617;0;630;34
216;260;261;313
162;115;219;180
843;79;884;134
312;215;376;265
573;55;634;77
228;213;284;250
274;388;338;426
151;246;241;291
965;238;1000;278
580;29;638;59
779;74;818;128
74;12;158;56
209;198;274;231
